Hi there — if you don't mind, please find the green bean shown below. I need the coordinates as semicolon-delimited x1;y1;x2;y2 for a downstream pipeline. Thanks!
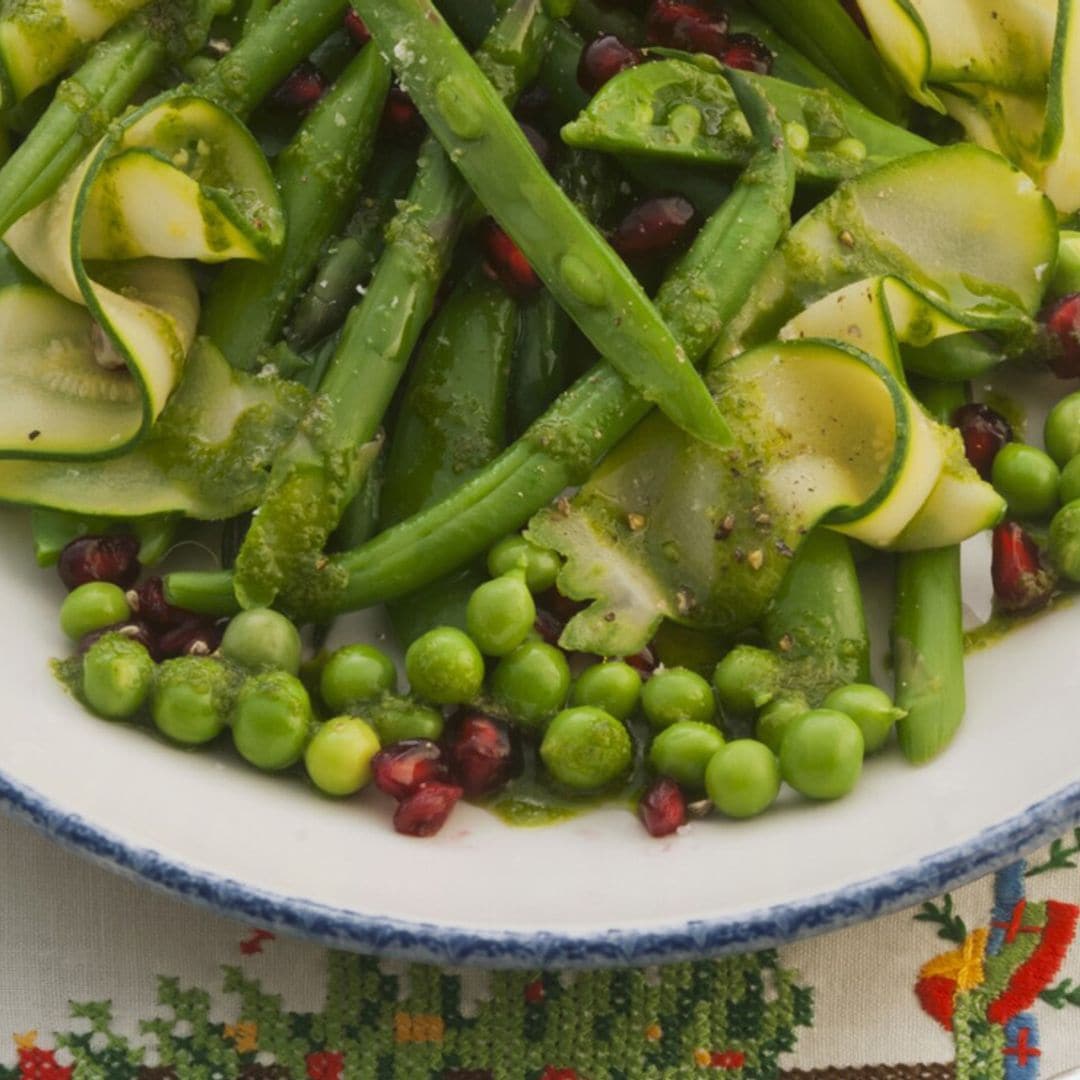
287;145;417;351
358;0;729;446
161;71;795;618
893;381;966;764
202;44;392;371
227;0;553;610
510;292;576;437
745;0;909;124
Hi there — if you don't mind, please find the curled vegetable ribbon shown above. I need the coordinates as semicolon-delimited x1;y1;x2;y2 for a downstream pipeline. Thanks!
0;92;283;460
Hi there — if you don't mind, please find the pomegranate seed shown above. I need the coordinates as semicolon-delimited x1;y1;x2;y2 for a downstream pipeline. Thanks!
577;34;644;94
611;196;696;260
445;712;518;797
372;739;449;800
951;402;1013;480
519;121;554;170
270;61;327;111
78;620;157;656
58;534;140;591
480;219;541;297
1042;293;1080;378
533;609;566;647
515;82;552;121
393;781;463;837
381;85;425;140
623;644;658;677
645;1;729;56
721;32;774;74
638;776;687;837
537;588;586;624
991;522;1056;613
344;8;370;45
130;576;190;630
157;617;223;659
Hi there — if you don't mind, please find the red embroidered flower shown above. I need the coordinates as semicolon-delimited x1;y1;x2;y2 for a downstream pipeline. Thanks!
305;1050;344;1080
710;1050;746;1069
524;978;545;1004
539;1069;579;1080
18;1047;73;1080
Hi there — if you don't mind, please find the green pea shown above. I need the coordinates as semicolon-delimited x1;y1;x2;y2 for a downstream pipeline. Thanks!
571;661;642;720
405;626;485;705
220;608;302;674
991;443;1061;519
705;740;781;819
232;670;314;770
641;667;715;729
490;640;571;728
1049;499;1080;582
152;656;236;745
60;582;130;641
754;694;808;755
486;535;560;593
1044;390;1080;466
304;716;381;796
369;695;445;743
821;683;904;754
779;708;864;800
82;633;154;720
320;643;397;710
1060;455;1080;505
712;646;781;713
540;706;632;791
649;720;725;792
465;574;536;656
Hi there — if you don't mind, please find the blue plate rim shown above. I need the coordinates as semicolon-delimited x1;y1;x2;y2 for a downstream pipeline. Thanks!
2;767;1078;968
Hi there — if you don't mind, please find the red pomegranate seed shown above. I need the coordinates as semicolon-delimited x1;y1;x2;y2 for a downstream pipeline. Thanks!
638;776;687;837
721;32;774;74
611;196;696;260
270;61;327;111
645;1;729;56
393;781;463;837
381;85;425;140
130;576;190;630
991;522;1056;613
1042;293;1080;378
515;82;552;121
623;644;658;677
537;588;586;624
58;534;140;591
577;34;644;94
480;219;542;297
445;712;518;797
951;402;1013;480
344;8;370;45
78;620;157;656
533;609;566;647
519;121;554;170
157;617;224;659
372;739;449;800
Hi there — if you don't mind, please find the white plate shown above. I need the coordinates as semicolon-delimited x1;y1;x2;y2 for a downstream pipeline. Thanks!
1;500;1078;969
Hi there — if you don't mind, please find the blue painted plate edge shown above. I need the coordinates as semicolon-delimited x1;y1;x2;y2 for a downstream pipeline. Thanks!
2;768;1078;968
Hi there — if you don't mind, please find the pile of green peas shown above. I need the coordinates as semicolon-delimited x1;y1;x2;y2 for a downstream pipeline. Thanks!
1043;390;1080;583
66;526;910;831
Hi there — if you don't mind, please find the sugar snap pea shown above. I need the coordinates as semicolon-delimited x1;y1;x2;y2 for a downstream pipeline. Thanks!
163;71;795;618
357;0;730;446
202;44;392;371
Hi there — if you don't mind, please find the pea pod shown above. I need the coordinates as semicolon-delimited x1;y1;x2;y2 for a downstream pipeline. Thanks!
164;70;797;619
356;0;730;447
562;59;930;182
229;0;553;611
287;145;418;352
202;45;391;372
382;273;519;644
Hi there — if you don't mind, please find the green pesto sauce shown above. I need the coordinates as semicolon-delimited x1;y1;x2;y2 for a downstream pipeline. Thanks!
964;591;1075;653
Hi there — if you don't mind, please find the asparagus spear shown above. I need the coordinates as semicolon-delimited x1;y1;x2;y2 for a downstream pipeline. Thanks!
358;0;729;446
286;145;417;352
893;380;967;763
228;0;554;610
165;72;795;618
201;43;392;371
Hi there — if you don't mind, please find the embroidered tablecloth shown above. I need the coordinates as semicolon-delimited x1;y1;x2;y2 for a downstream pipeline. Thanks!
2;814;1079;1079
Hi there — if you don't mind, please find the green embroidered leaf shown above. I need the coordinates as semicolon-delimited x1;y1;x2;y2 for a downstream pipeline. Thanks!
1026;828;1080;876
914;894;968;944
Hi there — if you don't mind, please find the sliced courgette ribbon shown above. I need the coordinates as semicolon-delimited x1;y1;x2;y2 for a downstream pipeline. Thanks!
858;0;1080;213
0;92;282;461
